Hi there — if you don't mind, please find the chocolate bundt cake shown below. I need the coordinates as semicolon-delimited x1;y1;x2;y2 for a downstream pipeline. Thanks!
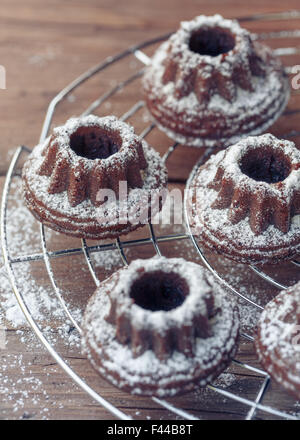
255;282;300;399
81;257;239;397
143;15;290;148
186;134;300;265
22;115;168;239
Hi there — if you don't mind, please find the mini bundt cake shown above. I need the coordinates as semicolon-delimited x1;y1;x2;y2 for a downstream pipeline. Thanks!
81;257;239;397
186;134;300;265
255;282;300;399
143;15;290;148
22;115;168;239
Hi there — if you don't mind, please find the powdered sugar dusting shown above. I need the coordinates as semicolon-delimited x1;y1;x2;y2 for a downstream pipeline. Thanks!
0;178;122;418
220;134;300;195
110;257;214;331
186;134;300;264
255;283;300;398
82;257;239;396
50;115;140;171
162;14;253;74
23;136;168;238
143;15;290;147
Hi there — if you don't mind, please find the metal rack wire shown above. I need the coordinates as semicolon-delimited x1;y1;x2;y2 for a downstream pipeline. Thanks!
1;10;300;420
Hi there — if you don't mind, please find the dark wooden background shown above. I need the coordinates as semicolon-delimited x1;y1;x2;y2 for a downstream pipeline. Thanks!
0;0;300;420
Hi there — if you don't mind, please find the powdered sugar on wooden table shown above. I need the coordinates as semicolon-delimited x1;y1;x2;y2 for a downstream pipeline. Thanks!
0;178;122;418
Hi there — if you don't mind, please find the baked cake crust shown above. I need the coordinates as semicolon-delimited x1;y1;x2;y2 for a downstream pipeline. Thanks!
81;257;239;397
143;15;290;148
22;115;168;239
255;283;300;399
186;134;300;265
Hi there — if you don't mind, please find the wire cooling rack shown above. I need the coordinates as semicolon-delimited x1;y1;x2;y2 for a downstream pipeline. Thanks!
1;10;300;420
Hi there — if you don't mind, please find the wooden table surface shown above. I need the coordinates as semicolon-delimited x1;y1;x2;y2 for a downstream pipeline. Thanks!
0;0;300;420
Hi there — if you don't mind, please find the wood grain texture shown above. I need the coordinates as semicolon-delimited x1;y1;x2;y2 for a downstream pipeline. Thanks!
0;0;300;420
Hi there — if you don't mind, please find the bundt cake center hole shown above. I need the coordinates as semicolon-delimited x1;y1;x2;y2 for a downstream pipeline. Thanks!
70;127;121;160
240;148;291;183
130;271;189;312
189;27;235;56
